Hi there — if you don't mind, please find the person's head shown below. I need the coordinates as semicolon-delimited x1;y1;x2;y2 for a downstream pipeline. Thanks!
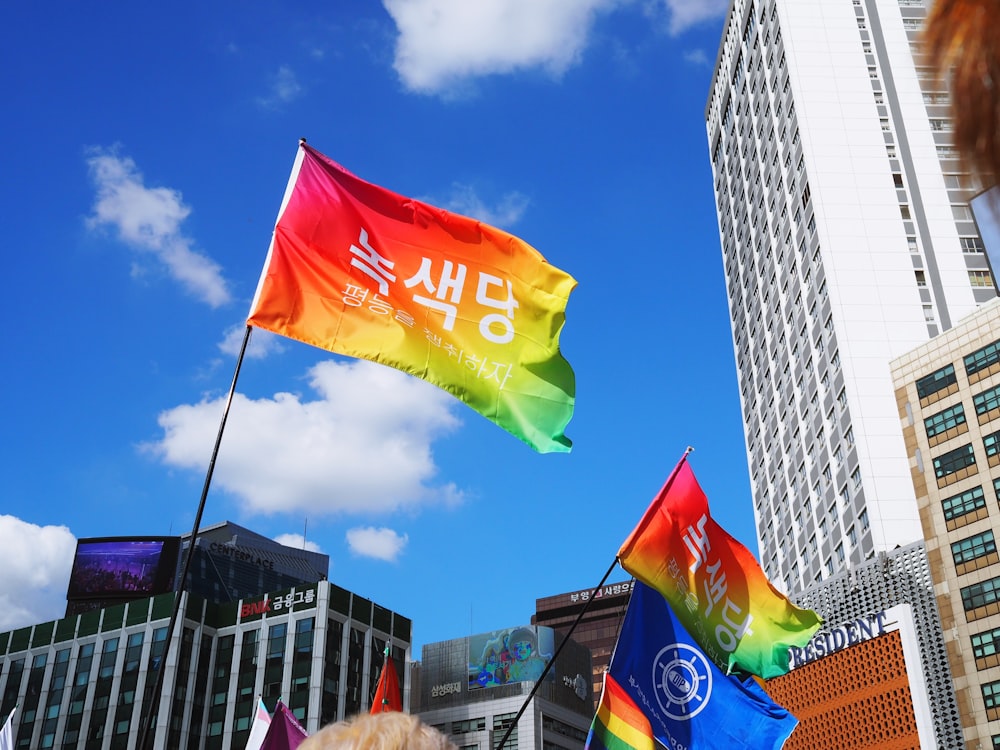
923;0;1000;182
298;711;457;750
507;627;537;661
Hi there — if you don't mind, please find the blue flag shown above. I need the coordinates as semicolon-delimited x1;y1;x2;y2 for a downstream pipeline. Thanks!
609;581;798;750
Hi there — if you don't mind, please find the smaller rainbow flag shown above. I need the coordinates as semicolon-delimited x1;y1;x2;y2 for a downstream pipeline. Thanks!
618;454;821;678
585;673;655;750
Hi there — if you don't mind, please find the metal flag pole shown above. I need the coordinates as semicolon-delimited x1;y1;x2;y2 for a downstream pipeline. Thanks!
494;558;619;750
137;325;254;750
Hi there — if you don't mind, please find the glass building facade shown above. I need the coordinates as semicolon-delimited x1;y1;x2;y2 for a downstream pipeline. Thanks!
532;581;633;709
0;580;410;749
413;626;593;750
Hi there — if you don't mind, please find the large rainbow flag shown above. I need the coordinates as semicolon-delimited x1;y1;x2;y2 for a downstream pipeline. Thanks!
618;456;821;678
248;142;576;453
586;673;655;750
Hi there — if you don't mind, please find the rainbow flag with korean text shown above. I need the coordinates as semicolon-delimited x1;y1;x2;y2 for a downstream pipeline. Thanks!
618;455;822;678
248;142;576;453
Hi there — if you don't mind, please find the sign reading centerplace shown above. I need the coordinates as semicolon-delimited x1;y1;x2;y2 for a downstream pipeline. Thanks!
788;611;888;669
209;541;276;570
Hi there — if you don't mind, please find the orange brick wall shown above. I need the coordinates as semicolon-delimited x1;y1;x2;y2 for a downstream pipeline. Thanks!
765;631;921;750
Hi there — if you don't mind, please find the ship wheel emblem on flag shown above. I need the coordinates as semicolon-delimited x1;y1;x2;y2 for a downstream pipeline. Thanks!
653;643;713;720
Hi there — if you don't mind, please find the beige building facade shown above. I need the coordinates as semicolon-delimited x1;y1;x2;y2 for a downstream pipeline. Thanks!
892;298;1000;749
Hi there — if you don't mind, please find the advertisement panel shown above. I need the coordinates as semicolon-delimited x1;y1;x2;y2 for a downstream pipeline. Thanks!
468;625;555;689
66;536;180;601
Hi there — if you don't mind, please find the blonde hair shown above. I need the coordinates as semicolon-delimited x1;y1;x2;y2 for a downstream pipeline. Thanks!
299;712;457;750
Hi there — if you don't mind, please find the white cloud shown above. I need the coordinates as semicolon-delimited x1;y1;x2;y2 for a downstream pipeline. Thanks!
257;65;303;109
383;0;620;94
219;324;286;360
85;147;231;307
433;184;530;229
144;359;464;516
661;0;729;35
346;526;409;562
273;533;323;553
682;48;711;66
0;517;76;631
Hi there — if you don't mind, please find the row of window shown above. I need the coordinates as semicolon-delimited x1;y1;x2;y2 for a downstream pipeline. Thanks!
916;338;1000;399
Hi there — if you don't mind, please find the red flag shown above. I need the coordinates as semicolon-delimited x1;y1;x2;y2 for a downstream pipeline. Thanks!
370;647;402;714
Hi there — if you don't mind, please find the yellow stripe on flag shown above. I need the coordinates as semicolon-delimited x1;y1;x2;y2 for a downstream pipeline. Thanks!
598;675;655;750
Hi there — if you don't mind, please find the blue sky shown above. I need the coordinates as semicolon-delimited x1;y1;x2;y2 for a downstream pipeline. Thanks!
0;0;750;651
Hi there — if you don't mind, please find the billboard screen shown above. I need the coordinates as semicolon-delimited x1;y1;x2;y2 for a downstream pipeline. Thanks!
66;536;180;600
468;625;555;689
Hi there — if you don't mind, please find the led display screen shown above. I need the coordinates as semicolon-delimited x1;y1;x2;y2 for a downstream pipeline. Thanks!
66;536;180;600
468;625;555;689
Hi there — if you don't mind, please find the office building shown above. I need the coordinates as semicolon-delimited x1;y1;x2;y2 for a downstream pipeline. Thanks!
532;581;633;709
706;0;994;594
413;625;593;750
780;540;963;748
891;298;1000;748
65;522;330;617
766;602;934;748
175;521;329;605
0;524;407;750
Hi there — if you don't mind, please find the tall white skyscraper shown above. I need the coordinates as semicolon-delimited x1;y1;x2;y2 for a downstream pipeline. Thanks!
705;0;995;595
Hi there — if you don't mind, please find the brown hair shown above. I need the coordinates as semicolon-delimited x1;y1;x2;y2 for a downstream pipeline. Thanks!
922;0;1000;183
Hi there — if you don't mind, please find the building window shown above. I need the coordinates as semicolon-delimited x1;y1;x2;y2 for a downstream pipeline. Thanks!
933;444;977;479
975;385;1000;415
916;364;957;399
952;531;997;566
493;712;518;750
944;486;987;522
925;404;967;438
986;431;1000;458
971;270;995;288
984;680;1000;711
453;718;486;734
972;627;1000;659
966;340;1000;376
962;236;985;253
962;577;1000;611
